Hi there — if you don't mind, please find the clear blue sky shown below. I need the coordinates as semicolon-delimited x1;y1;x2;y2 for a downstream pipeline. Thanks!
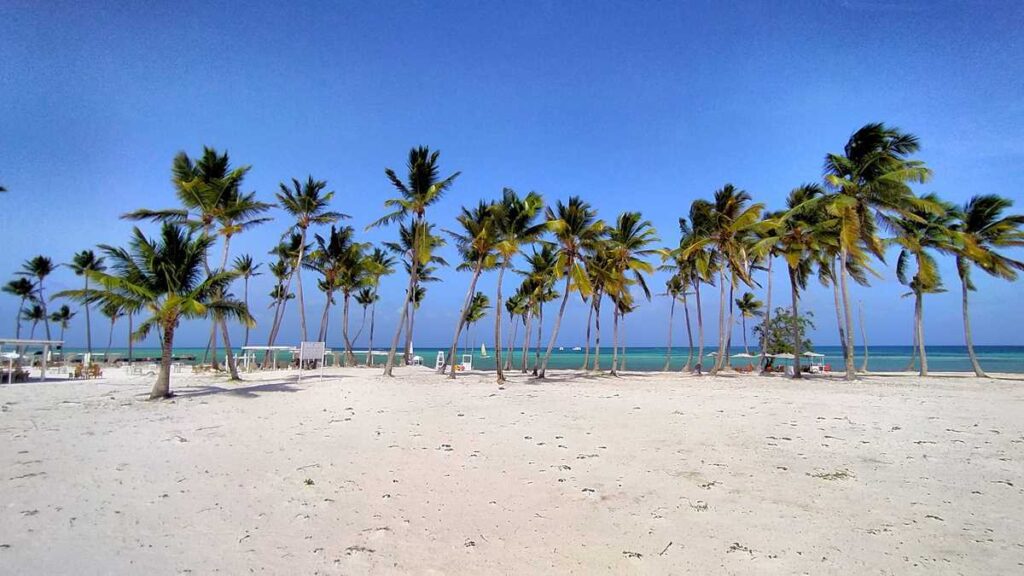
1;0;1022;349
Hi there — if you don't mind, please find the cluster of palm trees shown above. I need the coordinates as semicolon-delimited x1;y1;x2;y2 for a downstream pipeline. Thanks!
4;122;1023;399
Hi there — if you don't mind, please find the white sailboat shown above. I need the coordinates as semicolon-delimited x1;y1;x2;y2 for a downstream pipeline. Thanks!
480;343;489;357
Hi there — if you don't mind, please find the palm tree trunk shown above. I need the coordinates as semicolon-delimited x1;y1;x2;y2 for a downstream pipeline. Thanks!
494;262;507;383
15;296;26;339
151;324;175;399
445;263;484;378
217;238;241;380
318;293;331;342
367;297;378;367
858;301;869;373
127;313;134;365
789;266;803;379
905;318;918;372
40;281;51;340
30;320;38;340
695;279;705;368
710;269;728;375
663;296;676;371
959;268;986;377
838;246;857;380
84;276;93;354
533;304;544;375
621;314;627;371
830;258;848;365
610;306;620;376
592;293;602;371
539;274;572;378
915;291;927;376
295;229;308;341
342;292;355;366
208;322;219;370
383;258;417;377
521;309;532;373
505;316;517;371
106;317;115;358
404;299;417;365
582;299;594;370
682;291;694;372
243;277;251;347
759;259;773;373
742;315;749;355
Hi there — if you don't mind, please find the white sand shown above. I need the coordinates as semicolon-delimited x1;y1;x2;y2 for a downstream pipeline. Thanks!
2;366;1023;574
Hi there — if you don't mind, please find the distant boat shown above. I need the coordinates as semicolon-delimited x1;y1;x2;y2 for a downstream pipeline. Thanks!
480;343;488;357
572;346;582;351
559;346;565;351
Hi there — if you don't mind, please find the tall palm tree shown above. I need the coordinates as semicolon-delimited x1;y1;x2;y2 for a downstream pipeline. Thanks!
520;245;559;374
463;291;490;356
489;189;545;383
19;256;55;340
443;201;499;378
822;123;932;379
538;197;605;377
665;216;713;372
264;234;304;355
361;248;396;366
384;221;448;365
949;195;1024;377
584;247;613;371
503;292;528;371
124;147;270;379
306;225;362;351
734;292;763;356
98;301;124;358
685;186;763;374
277;176;347;343
22;304;46;339
57;223;252;399
336;243;368;366
660;275;683;371
606;211;657;375
69;250;106;354
3;278;35;338
232;254;262;346
370;147;460;376
351;286;376;348
888;193;957;376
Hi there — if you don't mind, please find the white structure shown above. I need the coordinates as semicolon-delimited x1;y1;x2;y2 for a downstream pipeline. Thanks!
0;338;64;383
297;342;326;382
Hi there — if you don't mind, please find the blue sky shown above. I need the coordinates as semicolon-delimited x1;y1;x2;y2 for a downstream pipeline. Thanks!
1;0;1022;349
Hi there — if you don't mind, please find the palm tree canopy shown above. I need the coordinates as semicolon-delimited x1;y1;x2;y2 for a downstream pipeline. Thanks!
466;291;490;324
888;192;957;290
70;250;106;276
371;146;461;227
446;200;499;270
3;278;36;301
545;196;606;297
735;292;764;319
22;304;45;323
233;254;262;279
50;304;76;326
951;194;1024;288
683;185;763;285
276;176;348;232
19;255;55;284
608;211;659;300
493;188;546;260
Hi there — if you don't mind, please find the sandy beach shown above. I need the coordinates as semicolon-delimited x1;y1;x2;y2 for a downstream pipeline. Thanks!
2;367;1023;574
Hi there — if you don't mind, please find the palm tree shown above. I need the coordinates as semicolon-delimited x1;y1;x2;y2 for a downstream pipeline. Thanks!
351;286;376;348
384;221;448;365
538;197;605;377
491;189;544;383
520;245;559;374
606;211;658;375
3;278;35;338
361;248;396;366
22;304;46;339
659;275;684;371
277;176;347;342
822;123;932;379
232;254;262;346
685;186;763;374
949;195;1024;377
98;301;124;358
49;305;76;343
336;244;368;366
503;292;528;371
443;201;499;378
584;247;613;371
889;193;957;377
734;292;763;356
264;235;304;356
19;256;55;340
664;216;713;372
68;250;106;354
124;147;270;379
306;225;361;349
57;223;252;399
370;147;460;376
464;292;490;354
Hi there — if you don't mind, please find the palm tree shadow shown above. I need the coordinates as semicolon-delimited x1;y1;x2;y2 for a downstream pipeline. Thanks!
175;376;306;399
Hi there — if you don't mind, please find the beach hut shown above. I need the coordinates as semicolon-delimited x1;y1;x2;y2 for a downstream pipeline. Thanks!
802;351;826;373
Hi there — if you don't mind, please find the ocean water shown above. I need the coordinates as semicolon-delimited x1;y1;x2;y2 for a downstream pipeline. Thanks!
41;345;1024;373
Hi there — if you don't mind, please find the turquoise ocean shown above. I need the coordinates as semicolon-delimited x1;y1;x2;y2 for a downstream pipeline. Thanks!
48;345;1024;374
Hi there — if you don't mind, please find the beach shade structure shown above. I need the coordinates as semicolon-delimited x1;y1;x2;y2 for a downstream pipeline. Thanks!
0;338;64;382
802;351;826;372
731;352;755;358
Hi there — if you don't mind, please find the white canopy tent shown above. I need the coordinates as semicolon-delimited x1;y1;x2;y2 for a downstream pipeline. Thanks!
0;338;65;383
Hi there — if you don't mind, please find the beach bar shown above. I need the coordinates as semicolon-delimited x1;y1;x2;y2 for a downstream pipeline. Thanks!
0;338;64;383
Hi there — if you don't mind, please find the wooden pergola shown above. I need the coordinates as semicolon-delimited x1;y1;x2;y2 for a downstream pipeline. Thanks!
0;338;65;383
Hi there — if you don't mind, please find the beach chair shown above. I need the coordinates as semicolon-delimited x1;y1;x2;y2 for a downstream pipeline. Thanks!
435;351;445;371
87;364;103;379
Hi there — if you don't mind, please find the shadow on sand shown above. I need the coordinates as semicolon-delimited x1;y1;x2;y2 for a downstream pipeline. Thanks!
174;376;309;399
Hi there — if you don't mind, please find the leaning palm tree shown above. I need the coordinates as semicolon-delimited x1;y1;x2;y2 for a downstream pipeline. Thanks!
3;277;36;338
232;254;262;346
57;223;252;399
950;195;1024;377
491;189;544;383
19;256;55;340
69;250;106;354
538;197;606;377
22;304;46;339
351;286;376;349
606;211;658;374
822;123;932;379
277;176;347;342
888;193;956;377
124;147;269;379
734;292;763;356
503;292;528;371
370;147;460;376
519;245;559;374
98;301;124;358
443;201;499;378
463;292;490;356
659;275;684;371
336;243;368;366
264;234;304;356
384;221;448;365
49;305;75;343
